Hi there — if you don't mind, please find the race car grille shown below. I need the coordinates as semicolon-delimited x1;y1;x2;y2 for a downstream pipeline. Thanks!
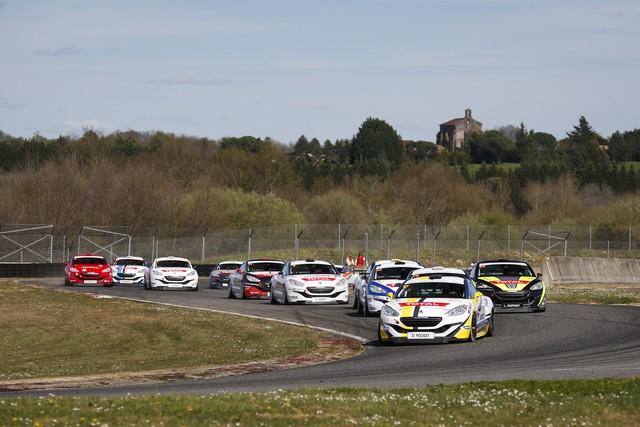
164;275;186;282
117;272;137;278
401;317;442;327
306;286;334;294
79;272;100;278
495;291;529;300
390;323;450;334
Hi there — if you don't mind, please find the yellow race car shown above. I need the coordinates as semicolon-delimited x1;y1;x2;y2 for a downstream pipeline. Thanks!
378;275;494;344
469;259;546;312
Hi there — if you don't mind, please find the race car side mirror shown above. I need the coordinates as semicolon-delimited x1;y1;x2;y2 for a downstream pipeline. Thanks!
537;273;542;278
387;291;394;299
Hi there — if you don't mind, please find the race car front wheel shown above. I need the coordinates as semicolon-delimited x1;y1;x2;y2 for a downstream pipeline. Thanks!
468;314;477;342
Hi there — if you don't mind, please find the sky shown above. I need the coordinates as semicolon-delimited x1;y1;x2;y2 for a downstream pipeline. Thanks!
1;0;639;145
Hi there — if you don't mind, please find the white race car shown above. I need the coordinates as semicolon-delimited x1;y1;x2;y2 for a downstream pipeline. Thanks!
111;256;148;286
353;259;423;316
145;256;199;291
378;275;494;344
269;259;349;304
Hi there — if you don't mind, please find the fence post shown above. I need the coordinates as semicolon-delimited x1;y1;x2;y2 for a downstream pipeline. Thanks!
247;228;254;260
431;230;441;266
201;228;207;264
341;229;349;266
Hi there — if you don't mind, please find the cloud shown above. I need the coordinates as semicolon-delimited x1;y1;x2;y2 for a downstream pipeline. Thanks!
34;46;81;55
149;75;231;86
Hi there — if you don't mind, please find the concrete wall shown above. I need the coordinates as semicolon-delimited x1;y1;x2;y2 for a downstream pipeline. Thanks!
543;257;640;284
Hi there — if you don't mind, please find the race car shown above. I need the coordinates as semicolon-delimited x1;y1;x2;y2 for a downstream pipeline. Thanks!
269;259;349;304
334;264;360;292
208;260;242;289
378;275;494;344
468;259;546;312
65;253;113;287
111;255;147;286
353;259;423;316
227;258;285;299
145;256;199;291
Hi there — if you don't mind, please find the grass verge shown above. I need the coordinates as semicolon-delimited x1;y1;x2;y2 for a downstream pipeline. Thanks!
1;379;638;426
0;281;361;383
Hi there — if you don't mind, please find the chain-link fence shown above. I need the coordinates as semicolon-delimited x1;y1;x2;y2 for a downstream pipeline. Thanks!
2;223;639;266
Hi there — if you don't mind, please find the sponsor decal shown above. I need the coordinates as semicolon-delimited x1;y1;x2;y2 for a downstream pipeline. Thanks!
160;268;188;273
399;301;450;307
301;276;337;281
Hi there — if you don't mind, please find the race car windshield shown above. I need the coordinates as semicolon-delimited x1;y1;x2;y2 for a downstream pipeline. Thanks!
218;263;241;270
247;262;284;272
375;267;417;280
397;282;466;299
480;264;534;277
156;260;191;268
291;264;335;275
73;257;107;265
114;259;145;266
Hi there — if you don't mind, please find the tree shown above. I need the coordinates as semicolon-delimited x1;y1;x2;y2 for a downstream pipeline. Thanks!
566;116;595;145
349;117;405;169
468;130;517;164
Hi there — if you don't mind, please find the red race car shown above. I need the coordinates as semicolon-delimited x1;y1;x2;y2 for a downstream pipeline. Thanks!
65;254;113;287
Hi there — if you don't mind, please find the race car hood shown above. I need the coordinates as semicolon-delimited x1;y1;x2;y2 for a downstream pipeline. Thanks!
248;272;278;279
478;275;538;291
369;279;404;294
113;265;146;273
156;268;192;274
73;264;108;273
389;298;471;316
295;275;343;286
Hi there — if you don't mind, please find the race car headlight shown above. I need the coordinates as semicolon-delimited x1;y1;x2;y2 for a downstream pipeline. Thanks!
69;267;79;273
285;278;306;292
246;275;261;283
101;267;112;273
336;278;348;289
529;282;543;291
445;304;469;317
368;284;386;294
187;270;197;277
382;305;399;317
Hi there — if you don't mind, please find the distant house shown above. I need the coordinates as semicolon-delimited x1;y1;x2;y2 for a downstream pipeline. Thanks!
436;108;483;151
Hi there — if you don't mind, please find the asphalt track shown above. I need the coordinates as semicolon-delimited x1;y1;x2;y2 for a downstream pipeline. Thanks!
3;278;640;397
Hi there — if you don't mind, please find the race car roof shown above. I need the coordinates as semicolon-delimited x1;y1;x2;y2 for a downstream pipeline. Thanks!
290;259;332;266
410;266;467;278
407;275;467;285
374;259;422;269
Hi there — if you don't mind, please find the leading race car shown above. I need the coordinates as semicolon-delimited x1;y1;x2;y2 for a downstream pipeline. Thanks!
378;275;494;344
227;258;285;299
269;259;349;304
353;259;423;316
111;255;148;286
468;259;546;312
145;256;199;291
65;253;113;287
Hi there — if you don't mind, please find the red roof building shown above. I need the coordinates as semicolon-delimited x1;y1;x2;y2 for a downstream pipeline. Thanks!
436;108;483;151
